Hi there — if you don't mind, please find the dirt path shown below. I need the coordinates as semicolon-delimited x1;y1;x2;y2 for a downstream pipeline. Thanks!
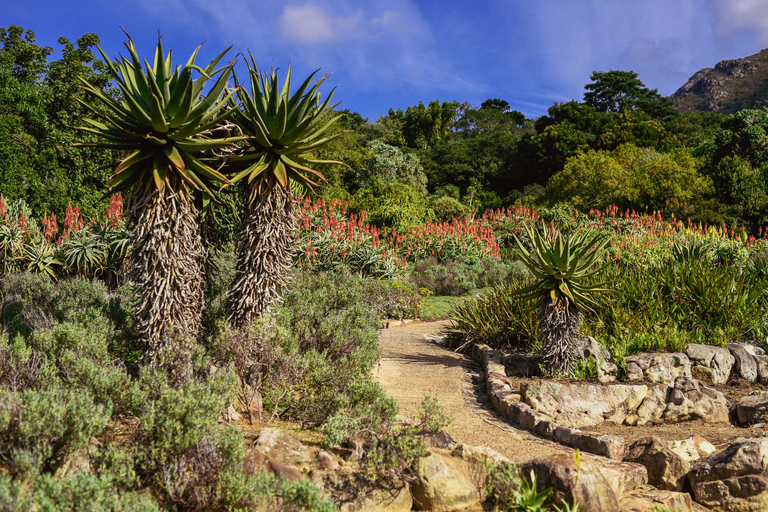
375;320;568;463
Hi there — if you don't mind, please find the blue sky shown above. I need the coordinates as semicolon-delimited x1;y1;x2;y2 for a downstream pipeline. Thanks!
6;1;768;119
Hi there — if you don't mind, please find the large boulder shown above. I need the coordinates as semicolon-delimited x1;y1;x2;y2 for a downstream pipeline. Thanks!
662;376;730;424
627;384;669;426
623;437;691;491
686;343;735;384
688;438;768;511
575;336;618;383
521;454;647;512
411;451;481;511
737;394;768;426
625;352;691;384
522;381;648;428
618;486;695;512
729;343;765;383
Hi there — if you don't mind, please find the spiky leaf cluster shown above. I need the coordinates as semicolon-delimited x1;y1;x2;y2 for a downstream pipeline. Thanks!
75;36;242;202
512;224;610;313
229;56;342;201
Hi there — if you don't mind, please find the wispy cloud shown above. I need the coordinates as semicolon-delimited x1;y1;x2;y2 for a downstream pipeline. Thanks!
712;0;768;46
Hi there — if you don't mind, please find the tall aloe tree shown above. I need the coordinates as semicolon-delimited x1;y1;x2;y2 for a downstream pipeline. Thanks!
227;58;341;327
75;35;241;358
512;224;610;375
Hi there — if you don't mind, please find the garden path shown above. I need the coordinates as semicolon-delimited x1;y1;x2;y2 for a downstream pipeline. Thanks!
375;320;568;463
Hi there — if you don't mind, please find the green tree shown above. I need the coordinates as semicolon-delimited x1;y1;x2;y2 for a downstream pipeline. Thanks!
357;140;427;193
0;26;115;219
547;144;709;212
386;99;459;149
584;70;677;119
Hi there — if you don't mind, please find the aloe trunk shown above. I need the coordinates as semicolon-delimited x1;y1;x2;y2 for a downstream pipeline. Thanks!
228;184;296;327
130;180;205;359
539;296;583;376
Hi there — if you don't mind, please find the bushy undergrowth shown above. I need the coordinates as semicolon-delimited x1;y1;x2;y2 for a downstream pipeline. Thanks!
450;209;768;365
0;272;343;511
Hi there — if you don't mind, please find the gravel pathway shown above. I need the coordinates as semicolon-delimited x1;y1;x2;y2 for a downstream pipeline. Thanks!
375;320;568;463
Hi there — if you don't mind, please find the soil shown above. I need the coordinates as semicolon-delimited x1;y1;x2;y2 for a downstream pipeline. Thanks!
375;320;570;464
376;321;768;459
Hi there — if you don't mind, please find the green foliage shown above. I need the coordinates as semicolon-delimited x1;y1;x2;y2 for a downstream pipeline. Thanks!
228;58;341;198
0;386;111;478
357;140;427;194
512;224;610;314
548;144;710;212
412;256;511;296
353;181;434;231
76;35;238;202
431;195;470;221
446;279;539;352
583;70;677;120
363;396;451;486
485;464;552;512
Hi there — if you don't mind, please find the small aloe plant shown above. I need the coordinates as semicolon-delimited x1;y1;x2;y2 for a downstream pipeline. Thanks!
512;223;610;375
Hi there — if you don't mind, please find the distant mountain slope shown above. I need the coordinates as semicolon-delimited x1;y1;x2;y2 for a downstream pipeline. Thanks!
671;48;768;114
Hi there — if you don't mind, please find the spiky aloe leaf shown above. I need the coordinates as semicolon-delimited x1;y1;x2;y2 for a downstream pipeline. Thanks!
74;35;245;204
228;59;342;201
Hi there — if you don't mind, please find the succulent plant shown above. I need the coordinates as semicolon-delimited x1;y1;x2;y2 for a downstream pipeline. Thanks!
512;224;610;375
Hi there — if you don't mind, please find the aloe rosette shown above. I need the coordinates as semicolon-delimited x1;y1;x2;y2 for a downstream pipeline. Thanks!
512;224;610;375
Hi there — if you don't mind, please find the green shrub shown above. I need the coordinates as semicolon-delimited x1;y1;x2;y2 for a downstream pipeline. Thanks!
446;279;539;352
0;272;55;337
412;256;512;296
362;396;451;486
361;278;423;319
0;386;111;478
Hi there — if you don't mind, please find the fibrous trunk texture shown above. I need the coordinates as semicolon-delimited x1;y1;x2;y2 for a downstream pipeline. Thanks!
539;296;583;376
130;186;205;362
228;185;296;328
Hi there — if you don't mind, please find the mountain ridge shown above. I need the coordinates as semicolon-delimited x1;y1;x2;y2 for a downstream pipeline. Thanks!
671;48;768;114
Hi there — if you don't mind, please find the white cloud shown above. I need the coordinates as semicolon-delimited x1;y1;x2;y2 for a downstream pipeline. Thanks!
278;4;361;44
712;0;768;44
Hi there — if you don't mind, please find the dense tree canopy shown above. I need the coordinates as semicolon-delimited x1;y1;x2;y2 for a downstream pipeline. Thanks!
2;24;767;233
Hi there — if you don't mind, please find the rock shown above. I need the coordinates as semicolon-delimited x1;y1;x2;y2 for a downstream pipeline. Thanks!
451;443;510;467
688;438;768;511
267;457;303;481
515;402;555;438
222;404;241;422
624;437;691;491
554;427;625;460
662;376;730;424
618;486;695;512
737;394;768;425
316;450;339;471
54;437;101;478
423;432;458;451
686;343;735;384
411;451;481;511
575;336;618;383
754;354;768;384
667;435;717;463
339;484;413;512
503;353;543;377
521;454;647;512
522;381;647;428
628;384;668;426
730;343;763;383
254;427;315;471
624;352;691;384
